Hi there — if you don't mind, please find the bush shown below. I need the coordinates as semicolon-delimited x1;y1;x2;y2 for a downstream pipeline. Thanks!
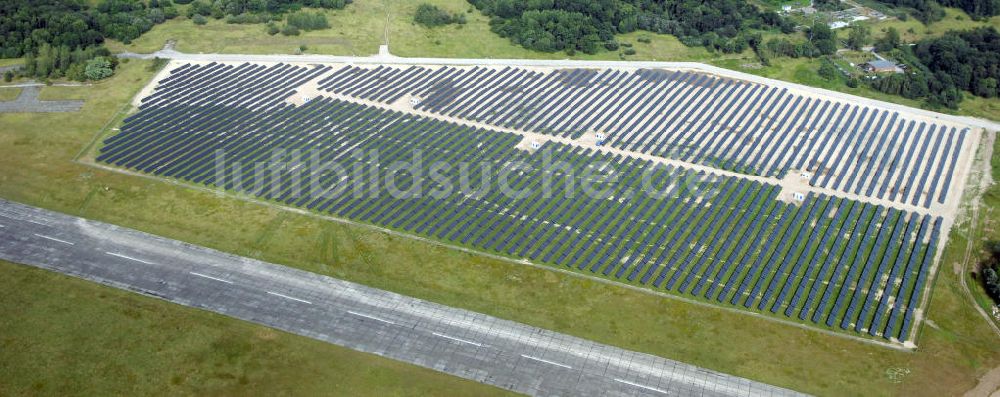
163;6;179;18
636;36;651;44
3;70;12;82
604;41;619;51
286;11;329;31
227;13;270;24
187;0;213;17
413;4;463;27
266;23;280;35
84;57;114;80
192;14;207;25
299;44;308;52
281;24;301;36
66;63;86;81
147;57;168;72
846;77;860;88
148;8;166;24
623;48;636;55
818;60;839;80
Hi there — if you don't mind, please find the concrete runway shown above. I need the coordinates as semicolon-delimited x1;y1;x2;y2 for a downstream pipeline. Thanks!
0;199;803;396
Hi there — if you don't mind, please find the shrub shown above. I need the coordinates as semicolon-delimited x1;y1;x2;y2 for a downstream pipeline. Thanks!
66;63;86;81
286;11;329;31
818;60;838;80
281;24;301;36
604;41;619;51
84;57;114;80
623;48;636;55
187;0;213;17
266;23;280;35
192;14;207;25
637;36;651;43
413;4;462;27
227;13;270;24
147;57;168;72
3;70;12;82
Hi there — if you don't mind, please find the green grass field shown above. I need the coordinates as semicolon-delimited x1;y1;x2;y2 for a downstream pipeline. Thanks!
0;260;512;396
105;4;384;55
2;55;1000;396
858;8;1000;43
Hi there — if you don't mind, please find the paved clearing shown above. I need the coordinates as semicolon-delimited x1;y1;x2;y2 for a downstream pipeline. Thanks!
0;85;83;113
0;199;803;397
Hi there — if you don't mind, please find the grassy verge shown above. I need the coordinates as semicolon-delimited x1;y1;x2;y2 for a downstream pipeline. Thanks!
105;4;384;56
0;88;21;101
0;58;23;68
3;56;1000;396
0;260;512;396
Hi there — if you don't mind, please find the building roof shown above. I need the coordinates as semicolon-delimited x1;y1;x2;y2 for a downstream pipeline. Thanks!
867;60;898;69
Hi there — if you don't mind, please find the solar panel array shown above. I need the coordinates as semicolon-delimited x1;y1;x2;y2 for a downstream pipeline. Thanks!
95;63;952;342
319;65;968;209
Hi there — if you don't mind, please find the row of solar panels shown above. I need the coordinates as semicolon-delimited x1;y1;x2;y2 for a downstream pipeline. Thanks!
316;64;968;209
100;97;939;341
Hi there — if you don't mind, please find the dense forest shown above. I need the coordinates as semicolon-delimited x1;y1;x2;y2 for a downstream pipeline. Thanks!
0;0;180;80
0;0;179;58
872;27;1000;108
1;0;349;80
467;0;792;54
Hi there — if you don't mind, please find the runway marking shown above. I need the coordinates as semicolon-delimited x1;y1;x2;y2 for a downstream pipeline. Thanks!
432;332;483;347
520;354;572;369
189;272;233;284
33;233;74;245
347;310;395;325
26;219;49;226
266;291;312;304
613;379;668;394
105;252;155;264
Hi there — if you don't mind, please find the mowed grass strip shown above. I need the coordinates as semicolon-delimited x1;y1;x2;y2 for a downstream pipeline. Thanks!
3;59;1000;397
0;260;513;396
0;88;21;102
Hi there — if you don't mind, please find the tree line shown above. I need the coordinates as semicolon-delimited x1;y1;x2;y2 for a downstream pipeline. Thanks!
414;4;467;27
467;0;792;54
2;0;351;80
871;27;999;108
